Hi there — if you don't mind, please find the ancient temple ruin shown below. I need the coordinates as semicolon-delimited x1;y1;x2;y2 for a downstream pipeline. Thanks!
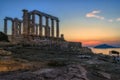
3;9;82;49
4;9;64;43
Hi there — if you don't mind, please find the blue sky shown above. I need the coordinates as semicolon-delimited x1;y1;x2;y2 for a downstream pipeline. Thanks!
0;0;120;47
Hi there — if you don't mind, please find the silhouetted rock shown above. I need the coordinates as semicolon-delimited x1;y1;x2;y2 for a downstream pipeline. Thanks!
0;32;9;42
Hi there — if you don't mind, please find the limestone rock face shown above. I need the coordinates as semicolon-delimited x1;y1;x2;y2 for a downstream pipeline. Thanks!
0;49;12;56
0;32;9;42
33;65;89;80
0;64;89;80
79;47;93;54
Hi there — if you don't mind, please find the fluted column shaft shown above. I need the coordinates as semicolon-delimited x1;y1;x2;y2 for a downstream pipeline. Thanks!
45;17;49;37
48;27;50;37
12;21;15;36
39;15;42;36
36;24;38;35
22;9;28;35
32;13;35;35
19;22;22;35
14;19;18;36
56;20;59;38
4;19;7;34
51;19;54;37
28;13;31;35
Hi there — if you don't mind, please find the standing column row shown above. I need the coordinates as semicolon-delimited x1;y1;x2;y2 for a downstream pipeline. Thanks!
23;10;60;38
4;18;22;36
37;15;59;38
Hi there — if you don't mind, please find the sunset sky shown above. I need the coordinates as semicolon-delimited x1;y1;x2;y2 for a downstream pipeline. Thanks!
0;0;120;47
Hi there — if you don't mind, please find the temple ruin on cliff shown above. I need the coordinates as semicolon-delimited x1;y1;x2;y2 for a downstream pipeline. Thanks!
3;9;82;49
3;9;64;43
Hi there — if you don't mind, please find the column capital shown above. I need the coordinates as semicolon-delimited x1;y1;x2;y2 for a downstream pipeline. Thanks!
51;18;54;21
38;14;42;17
14;18;18;21
22;9;28;12
4;18;7;20
56;19;59;22
45;16;49;19
31;12;35;16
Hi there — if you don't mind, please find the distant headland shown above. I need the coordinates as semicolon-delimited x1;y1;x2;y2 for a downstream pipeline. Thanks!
94;44;119;48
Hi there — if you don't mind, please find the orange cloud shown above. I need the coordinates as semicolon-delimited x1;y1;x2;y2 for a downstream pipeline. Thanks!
81;40;102;47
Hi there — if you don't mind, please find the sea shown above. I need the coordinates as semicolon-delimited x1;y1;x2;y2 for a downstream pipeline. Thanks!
90;48;120;55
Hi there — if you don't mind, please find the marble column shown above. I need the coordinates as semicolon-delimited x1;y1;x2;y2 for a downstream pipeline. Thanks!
22;9;28;35
39;15;42;36
51;19;54;37
36;24;38;36
56;20;59;38
12;20;15;36
45;17;49;37
19;22;22;35
32;13;35;35
28;13;31;35
4;19;7;34
14;18;18;36
48;27;50;37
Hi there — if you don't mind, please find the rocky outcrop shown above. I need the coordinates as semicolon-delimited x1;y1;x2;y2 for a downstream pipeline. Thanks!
0;32;9;42
79;47;93;54
0;49;12;56
0;64;89;80
34;64;89;80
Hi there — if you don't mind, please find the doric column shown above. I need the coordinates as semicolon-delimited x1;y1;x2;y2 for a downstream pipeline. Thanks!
28;13;31;35
22;9;28;35
51;19;54;37
14;18;18;36
48;27;50;37
19;22;22;35
4;19;7;34
12;20;15;36
32;13;35;35
56;20;59;38
45;17;49;37
36;24;38;36
39;15;42;36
